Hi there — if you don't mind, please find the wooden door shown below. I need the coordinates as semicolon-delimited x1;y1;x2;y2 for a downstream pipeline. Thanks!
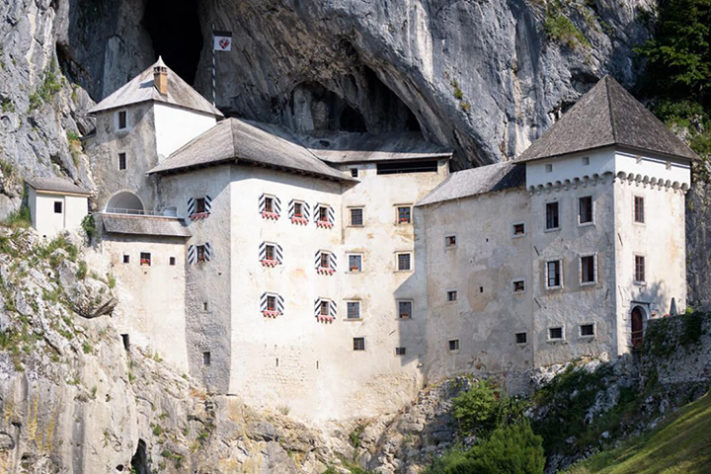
631;306;644;348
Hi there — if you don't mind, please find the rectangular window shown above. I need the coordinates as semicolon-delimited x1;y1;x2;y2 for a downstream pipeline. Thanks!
293;201;303;217
140;252;151;266
318;206;328;222
581;255;596;284
266;295;276;311
580;324;595;337
634;196;645;223
578;196;593;224
265;244;275;261
548;327;563;341
197;245;207;263
397;253;412;271
263;197;273;213
513;280;525;292
320;253;330;269
445;235;457;248
53;201;63;213
347;301;360;319
545;163;553;173
169;257;176;266
350;168;358;177
203;302;208;311
515;332;527;344
117;110;127;130
398;300;412;319
446;290;457;302
348;254;362;272
195;198;206;213
448;339;460;351
634;255;645;283
512;223;525;236
118;152;126;170
202;351;211;366
123;255;130;264
546;260;561;288
582;156;590;165
397;206;412;224
377;160;437;175
546;202;559;230
395;347;406;356
320;300;330;316
350;207;364;226
353;337;365;351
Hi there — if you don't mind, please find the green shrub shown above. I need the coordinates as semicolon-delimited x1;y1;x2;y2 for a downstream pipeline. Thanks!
544;11;590;49
680;311;706;347
81;214;95;240
29;59;62;110
452;379;500;436
468;419;545;474
425;447;477;474
3;206;31;228
76;261;87;280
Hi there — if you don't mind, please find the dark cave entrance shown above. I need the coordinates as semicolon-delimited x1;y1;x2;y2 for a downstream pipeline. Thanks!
130;439;151;474
142;0;203;84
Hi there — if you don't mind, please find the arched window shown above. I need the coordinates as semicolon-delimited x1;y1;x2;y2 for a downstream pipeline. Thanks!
631;306;645;348
106;191;144;214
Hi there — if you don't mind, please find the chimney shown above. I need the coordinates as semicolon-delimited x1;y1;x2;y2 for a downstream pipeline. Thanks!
153;56;168;95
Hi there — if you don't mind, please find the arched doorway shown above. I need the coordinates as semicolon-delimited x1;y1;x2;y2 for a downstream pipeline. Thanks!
631;306;645;348
106;191;144;214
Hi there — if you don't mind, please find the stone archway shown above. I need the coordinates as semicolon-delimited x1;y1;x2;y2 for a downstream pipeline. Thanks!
631;306;645;348
106;191;144;214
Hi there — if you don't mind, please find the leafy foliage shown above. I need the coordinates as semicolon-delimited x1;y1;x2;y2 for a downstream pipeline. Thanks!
544;1;590;49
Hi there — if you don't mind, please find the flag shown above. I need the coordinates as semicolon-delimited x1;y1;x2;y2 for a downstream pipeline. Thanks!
213;31;232;51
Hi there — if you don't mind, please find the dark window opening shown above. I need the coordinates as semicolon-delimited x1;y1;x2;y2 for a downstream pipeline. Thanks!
118;153;127;170
203;302;208;311
130;439;149;474
634;196;645;223
265;245;275;261
547;260;561;288
169;256;176;266
579;196;593;224
514;280;525;292
377;160;438;175
123;255;130;264
447;290;457;301
320;301;330;316
140;252;151;266
263;197;273;213
320;253;330;269
449;339;459;351
142;0;203;84
513;223;525;235
350;208;363;226
546;202;559;230
398;301;412;319
581;255;595;283
347;301;360;319
580;324;595;337
350;168;358;177
479;286;483;293
397;253;411;271
195;197;206;213
397;206;412;224
318;206;328;222
197;245;207;262
353;337;365;351
117;110;127;129
266;295;276;311
549;327;563;340
54;201;63;213
203;351;211;366
121;334;130;351
445;235;457;247
395;346;406;356
635;255;645;282
293;202;303;217
515;332;527;344
348;254;362;272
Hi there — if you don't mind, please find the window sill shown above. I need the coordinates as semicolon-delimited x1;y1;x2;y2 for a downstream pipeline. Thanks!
578;335;595;340
633;281;646;286
580;281;596;287
348;269;362;274
395;269;413;273
546;285;563;291
348;224;364;228
512;233;526;239
345;317;363;322
544;227;560;233
513;290;526;295
633;221;646;226
546;339;565;343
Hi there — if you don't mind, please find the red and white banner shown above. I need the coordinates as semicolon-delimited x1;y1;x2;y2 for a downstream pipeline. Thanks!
213;31;232;51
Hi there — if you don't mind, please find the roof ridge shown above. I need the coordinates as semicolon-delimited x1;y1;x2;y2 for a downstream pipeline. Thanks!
605;76;618;143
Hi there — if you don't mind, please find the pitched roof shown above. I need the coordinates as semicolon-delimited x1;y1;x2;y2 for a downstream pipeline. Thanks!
88;57;223;117
148;118;354;181
26;176;91;196
298;131;452;163
417;161;525;206
99;214;191;238
516;76;698;162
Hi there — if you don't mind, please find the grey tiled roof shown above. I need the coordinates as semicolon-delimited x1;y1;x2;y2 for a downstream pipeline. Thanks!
100;213;191;238
148;118;354;181
516;76;698;162
88;58;223;117
26;176;91;195
299;131;452;163
417;161;525;206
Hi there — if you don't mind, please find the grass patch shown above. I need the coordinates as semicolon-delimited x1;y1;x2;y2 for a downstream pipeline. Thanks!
29;59;62;110
565;393;711;473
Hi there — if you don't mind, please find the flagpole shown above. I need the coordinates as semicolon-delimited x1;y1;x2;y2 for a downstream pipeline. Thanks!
211;23;216;106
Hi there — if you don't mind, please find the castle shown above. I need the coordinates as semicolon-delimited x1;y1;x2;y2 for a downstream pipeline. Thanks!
28;58;697;421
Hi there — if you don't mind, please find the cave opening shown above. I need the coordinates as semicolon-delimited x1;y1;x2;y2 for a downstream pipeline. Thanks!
142;0;203;84
130;439;151;474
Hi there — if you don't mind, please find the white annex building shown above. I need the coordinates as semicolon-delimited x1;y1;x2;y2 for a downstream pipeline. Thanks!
74;59;696;421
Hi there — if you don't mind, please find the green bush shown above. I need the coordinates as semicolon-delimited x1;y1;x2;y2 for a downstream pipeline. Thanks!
81;214;95;240
452;379;500;436
3;206;31;228
426;447;477;474
468;420;545;474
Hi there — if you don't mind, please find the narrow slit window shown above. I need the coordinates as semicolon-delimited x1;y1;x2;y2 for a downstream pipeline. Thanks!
117;110;127;130
579;196;593;224
195;198;206;214
197;245;207;263
634;255;645;283
202;351;211;366
293;201;303;217
263;197;273;213
266;295;276;311
122;254;130;264
169;256;176;266
350;168;358;177
546;202;559;230
634;196;645;223
581;255;596;284
118;153;126;170
320;301;330;316
546;260;561;288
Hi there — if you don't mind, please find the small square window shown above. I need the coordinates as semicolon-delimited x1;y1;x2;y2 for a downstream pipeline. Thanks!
117;110;127;130
634;196;645;223
512;223;525;236
264;197;273;213
293;202;303;217
515;332;527;344
397;253;412;271
546;260;561;288
348;254;362;272
118;152;126;170
634;255;645;283
122;255;130;264
579;196;593;224
350;168;358;177
580;324;595;337
353;337;365;351
548;327;563;340
169;256;176;266
445;235;457;248
582;156;590;165
203;351;211;366
53;201;63;213
581;255;595;284
140;252;151;266
513;280;525;292
347;301;361;319
546;202;559;230
398;300;412;319
446;290;457;301
397;206;412;224
545;163;553;173
350;208;364;226
448;339;460;351
195;198;206;214
395;347;406;356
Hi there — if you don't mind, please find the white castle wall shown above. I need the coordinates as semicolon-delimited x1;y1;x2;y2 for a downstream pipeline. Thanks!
153;103;217;159
28;189;88;238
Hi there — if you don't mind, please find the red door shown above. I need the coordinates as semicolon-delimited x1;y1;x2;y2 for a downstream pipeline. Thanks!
631;307;644;348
